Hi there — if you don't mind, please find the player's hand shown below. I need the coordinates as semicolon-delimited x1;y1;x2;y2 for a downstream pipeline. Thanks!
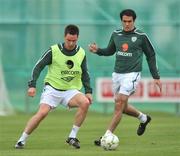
27;87;36;97
88;43;98;53
85;93;93;104
154;79;162;93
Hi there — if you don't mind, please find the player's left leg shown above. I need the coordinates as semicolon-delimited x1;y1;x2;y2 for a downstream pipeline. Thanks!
66;93;91;149
123;104;151;135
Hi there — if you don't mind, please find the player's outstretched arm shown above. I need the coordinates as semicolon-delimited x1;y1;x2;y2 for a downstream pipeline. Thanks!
88;43;98;53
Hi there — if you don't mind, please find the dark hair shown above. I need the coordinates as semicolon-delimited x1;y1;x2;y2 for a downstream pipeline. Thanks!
64;24;79;36
120;9;137;21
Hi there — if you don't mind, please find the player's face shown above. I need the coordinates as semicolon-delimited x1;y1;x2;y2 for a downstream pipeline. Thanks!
64;34;78;50
122;15;135;32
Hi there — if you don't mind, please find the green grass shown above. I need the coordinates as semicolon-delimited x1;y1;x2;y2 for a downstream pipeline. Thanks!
0;110;180;156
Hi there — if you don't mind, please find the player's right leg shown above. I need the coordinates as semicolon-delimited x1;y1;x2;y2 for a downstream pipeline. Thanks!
94;93;128;146
94;72;139;146
15;104;51;149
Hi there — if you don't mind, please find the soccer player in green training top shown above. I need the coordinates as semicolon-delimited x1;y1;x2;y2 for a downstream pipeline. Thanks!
88;9;162;146
15;24;92;149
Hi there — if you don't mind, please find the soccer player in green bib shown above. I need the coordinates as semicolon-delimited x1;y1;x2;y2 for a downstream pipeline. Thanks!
15;24;92;149
89;9;162;146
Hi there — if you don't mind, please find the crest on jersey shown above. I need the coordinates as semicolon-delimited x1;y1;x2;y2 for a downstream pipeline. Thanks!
131;36;137;42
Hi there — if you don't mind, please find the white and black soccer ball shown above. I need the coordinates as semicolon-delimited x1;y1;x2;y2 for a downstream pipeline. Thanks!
100;133;119;150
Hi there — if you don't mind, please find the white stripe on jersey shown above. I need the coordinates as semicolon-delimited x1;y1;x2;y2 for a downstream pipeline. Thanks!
134;29;155;50
30;49;51;80
134;29;159;70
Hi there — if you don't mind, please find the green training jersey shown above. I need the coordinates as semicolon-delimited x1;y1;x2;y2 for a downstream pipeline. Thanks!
97;28;160;79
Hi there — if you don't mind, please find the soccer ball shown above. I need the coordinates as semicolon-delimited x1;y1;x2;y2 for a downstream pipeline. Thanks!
100;133;119;150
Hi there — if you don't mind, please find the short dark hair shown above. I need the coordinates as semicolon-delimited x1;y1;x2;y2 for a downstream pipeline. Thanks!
120;9;137;21
64;24;79;36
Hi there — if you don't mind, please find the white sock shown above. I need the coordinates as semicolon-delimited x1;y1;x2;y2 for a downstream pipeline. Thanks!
69;125;80;138
138;112;147;123
104;130;112;136
18;132;29;144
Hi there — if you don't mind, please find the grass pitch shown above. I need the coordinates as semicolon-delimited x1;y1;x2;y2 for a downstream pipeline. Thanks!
0;109;180;156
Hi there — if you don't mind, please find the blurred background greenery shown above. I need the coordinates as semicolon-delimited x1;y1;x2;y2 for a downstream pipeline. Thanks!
0;0;179;113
